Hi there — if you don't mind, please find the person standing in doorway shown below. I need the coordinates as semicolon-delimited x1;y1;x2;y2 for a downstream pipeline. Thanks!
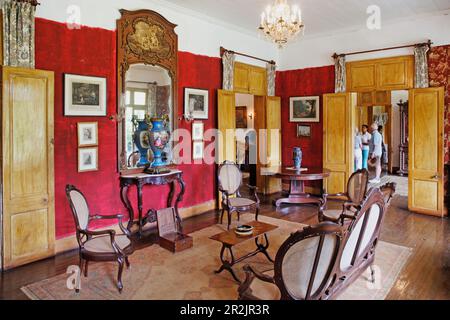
360;125;371;170
369;123;383;184
354;128;363;171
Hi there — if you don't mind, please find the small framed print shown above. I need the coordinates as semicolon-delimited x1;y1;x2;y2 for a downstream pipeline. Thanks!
184;88;209;119
193;141;204;160
192;122;204;141
290;96;320;122
77;122;98;147
64;74;107;116
297;124;312;138
78;147;98;172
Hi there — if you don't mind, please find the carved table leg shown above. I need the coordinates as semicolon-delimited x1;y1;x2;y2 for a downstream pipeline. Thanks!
168;181;175;208
120;183;134;231
137;182;144;238
175;175;186;233
256;234;274;263
215;244;241;284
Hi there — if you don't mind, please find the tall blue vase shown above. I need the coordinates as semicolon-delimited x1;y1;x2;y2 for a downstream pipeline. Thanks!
149;118;171;168
133;120;152;167
293;147;303;170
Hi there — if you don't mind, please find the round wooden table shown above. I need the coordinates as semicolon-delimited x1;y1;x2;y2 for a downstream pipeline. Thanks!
269;167;331;208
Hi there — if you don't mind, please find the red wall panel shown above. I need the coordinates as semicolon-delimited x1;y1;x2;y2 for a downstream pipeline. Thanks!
35;18;221;238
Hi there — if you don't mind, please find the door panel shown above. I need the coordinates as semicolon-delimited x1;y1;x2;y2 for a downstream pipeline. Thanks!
408;88;445;216
233;63;249;93
347;62;376;91
377;56;414;90
249;67;267;96
217;90;236;163
2;67;55;269
265;96;282;194
323;93;356;194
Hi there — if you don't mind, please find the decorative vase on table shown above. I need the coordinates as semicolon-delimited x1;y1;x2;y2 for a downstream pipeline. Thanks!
148;118;171;173
133;119;152;167
293;147;303;170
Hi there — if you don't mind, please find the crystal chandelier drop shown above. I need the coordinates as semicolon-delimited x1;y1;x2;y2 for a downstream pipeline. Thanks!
259;0;304;48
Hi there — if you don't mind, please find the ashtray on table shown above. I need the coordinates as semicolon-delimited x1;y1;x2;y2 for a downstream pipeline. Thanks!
235;225;254;236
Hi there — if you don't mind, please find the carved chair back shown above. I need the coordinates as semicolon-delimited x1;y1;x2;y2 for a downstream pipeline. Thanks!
218;161;243;196
337;188;385;274
66;185;91;232
380;182;397;205
347;169;369;205
273;223;344;300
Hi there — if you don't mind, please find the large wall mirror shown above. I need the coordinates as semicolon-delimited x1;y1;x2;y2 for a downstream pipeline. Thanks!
117;9;178;172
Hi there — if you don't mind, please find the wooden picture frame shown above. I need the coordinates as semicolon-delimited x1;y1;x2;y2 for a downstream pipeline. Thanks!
290;96;320;122
184;88;209;120
236;106;248;129
77;122;98;147
297;124;312;138
64;74;107;116
192;122;204;141
78;147;99;172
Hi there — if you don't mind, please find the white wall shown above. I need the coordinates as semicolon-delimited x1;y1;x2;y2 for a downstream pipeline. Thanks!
279;12;450;70
36;0;278;67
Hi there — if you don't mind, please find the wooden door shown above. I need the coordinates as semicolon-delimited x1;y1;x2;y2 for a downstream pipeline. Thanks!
323;93;357;194
265;96;282;194
248;66;267;96
233;62;249;94
347;61;377;92
408;88;445;217
2;67;55;269
217;90;236;163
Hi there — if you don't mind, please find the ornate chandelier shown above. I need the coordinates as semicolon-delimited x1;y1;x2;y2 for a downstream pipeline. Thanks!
259;0;304;48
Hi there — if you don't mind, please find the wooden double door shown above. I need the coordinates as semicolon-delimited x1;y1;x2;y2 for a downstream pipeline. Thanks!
1;67;55;270
218;90;281;195
323;87;445;217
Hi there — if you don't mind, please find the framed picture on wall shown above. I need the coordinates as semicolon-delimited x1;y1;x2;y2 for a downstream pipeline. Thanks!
64;74;107;116
290;96;320;122
77;122;98;147
184;88;209;120
236;106;248;129
193;141;204;160
297;124;312;138
192;122;204;141
78;147;99;172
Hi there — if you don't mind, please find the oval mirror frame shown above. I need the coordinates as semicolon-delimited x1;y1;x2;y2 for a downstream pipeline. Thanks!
117;9;178;172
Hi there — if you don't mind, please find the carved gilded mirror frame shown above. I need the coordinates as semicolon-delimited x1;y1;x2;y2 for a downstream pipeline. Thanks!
117;9;178;172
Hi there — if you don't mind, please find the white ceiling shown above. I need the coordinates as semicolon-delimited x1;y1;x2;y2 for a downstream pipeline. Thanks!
161;0;450;38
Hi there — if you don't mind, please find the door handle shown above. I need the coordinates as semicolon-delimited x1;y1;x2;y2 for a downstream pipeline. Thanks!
432;174;441;180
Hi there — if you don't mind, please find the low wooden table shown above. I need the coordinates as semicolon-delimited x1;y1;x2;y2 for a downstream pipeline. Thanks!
267;167;330;208
209;221;278;283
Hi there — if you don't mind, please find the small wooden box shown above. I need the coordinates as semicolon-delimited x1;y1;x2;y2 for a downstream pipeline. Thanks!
157;207;193;253
159;232;193;253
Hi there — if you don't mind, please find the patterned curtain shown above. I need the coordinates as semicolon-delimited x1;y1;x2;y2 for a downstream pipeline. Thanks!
334;55;346;93
266;63;276;96
3;0;36;68
414;44;430;88
222;51;235;91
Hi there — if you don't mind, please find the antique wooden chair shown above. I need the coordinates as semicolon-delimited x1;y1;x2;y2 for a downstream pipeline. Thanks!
319;169;369;224
218;161;260;230
238;222;344;300
238;188;387;300
66;185;134;293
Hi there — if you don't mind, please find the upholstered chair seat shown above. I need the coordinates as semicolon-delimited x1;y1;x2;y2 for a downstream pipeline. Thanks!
247;270;281;300
218;161;260;230
84;235;132;254
229;197;256;207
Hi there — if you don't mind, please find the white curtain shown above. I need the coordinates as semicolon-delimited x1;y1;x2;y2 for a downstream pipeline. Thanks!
222;51;235;91
334;55;346;93
414;44;430;88
266;62;276;96
2;0;36;68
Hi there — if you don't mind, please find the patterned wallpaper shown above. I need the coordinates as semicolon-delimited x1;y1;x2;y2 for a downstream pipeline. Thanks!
429;45;450;162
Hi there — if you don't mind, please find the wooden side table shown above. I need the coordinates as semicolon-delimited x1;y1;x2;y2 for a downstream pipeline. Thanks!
120;170;185;238
210;221;278;283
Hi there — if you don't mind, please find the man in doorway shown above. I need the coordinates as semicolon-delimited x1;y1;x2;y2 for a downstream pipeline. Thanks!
360;124;371;169
369;123;383;184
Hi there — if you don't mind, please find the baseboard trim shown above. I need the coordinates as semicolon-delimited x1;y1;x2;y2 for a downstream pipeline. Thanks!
55;200;217;255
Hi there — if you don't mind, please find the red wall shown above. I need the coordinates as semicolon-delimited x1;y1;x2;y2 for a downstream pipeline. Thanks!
276;66;335;171
35;18;221;238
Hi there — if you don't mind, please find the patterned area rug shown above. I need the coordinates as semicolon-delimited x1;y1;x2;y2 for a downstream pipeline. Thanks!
21;215;411;300
369;175;408;197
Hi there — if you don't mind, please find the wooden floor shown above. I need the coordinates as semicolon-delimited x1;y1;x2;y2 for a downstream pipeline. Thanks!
0;193;449;300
